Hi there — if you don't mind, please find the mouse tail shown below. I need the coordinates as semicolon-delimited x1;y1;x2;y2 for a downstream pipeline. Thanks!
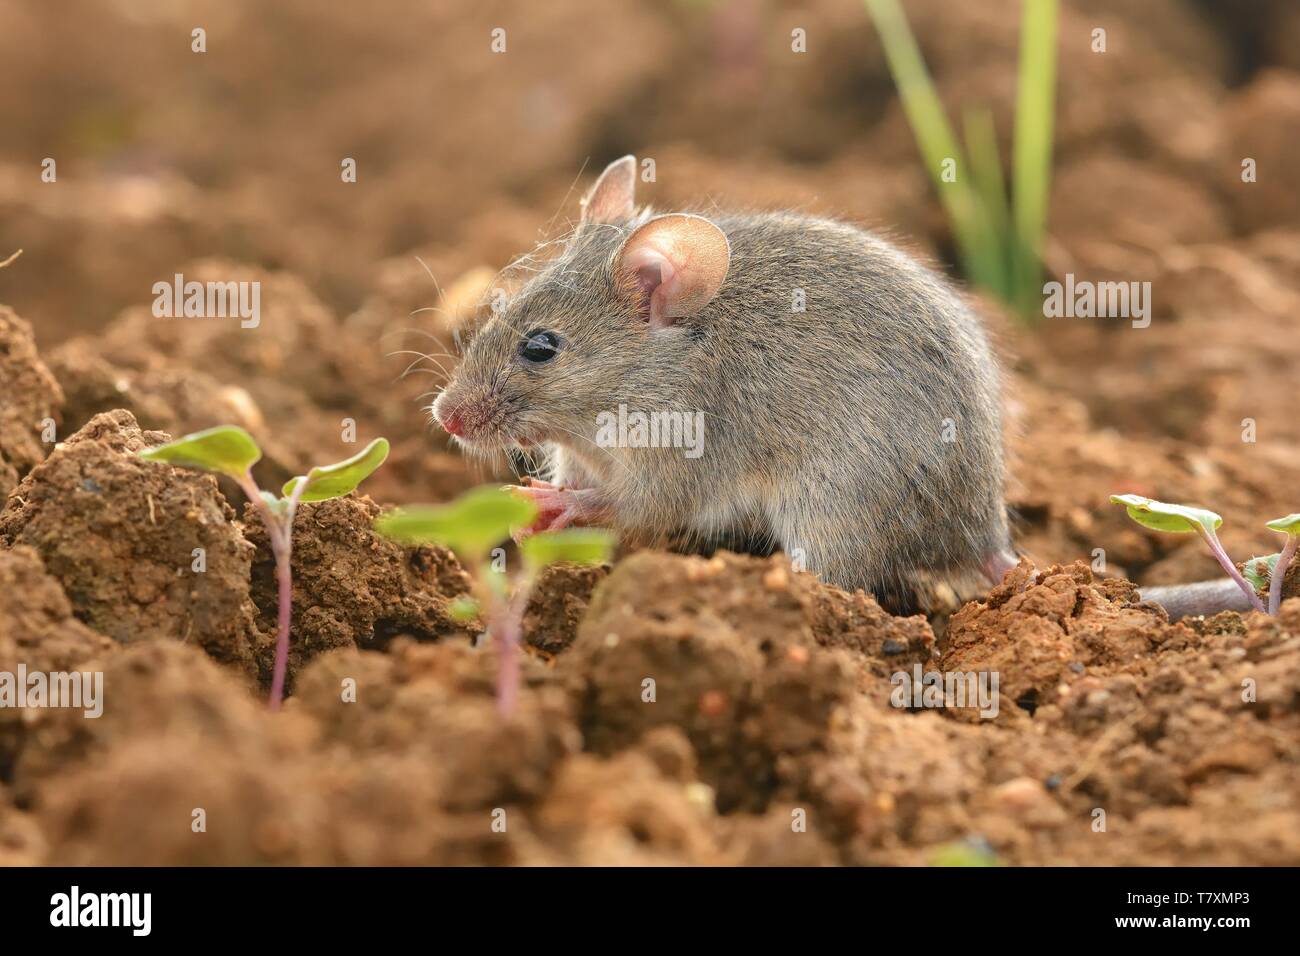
1138;579;1259;620
982;550;1260;622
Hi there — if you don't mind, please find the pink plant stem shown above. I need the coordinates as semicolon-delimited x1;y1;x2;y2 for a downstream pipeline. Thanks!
1198;526;1267;614
267;482;306;710
494;613;520;719
267;544;293;710
239;472;305;710
493;581;532;719
1269;534;1298;616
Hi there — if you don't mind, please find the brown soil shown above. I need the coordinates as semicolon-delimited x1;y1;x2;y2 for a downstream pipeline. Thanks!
0;307;61;496
0;410;262;673
243;494;474;691
1;0;1298;865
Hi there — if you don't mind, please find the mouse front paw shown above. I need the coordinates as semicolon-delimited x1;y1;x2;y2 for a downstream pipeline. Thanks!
506;484;608;539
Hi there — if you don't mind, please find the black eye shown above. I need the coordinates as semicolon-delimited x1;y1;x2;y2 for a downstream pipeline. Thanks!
519;329;561;363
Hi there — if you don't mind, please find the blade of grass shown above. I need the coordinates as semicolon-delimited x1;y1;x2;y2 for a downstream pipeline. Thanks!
1011;0;1058;317
962;106;1013;301
863;0;1002;292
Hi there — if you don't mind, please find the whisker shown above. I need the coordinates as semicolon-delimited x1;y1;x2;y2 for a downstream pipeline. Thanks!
541;156;590;241
413;255;445;300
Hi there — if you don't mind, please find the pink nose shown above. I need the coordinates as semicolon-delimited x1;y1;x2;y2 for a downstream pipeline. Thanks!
439;407;466;437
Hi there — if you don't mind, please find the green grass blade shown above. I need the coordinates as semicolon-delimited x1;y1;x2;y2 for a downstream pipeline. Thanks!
1011;0;1058;316
962;106;1013;300
863;0;1002;291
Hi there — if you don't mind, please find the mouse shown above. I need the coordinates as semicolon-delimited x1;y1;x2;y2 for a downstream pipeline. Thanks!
431;159;1264;621
430;155;1017;613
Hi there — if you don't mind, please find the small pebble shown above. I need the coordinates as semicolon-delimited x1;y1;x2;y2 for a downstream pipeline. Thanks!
762;566;789;590
699;689;727;717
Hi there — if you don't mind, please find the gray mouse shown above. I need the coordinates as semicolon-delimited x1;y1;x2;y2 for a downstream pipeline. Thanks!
432;156;1258;618
431;155;1017;612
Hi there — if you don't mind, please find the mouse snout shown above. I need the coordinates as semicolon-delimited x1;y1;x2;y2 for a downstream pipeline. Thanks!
440;408;465;437
432;391;466;436
433;389;492;440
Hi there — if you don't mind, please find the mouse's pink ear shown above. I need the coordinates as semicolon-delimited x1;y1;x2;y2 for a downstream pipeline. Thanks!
615;213;730;330
580;155;637;225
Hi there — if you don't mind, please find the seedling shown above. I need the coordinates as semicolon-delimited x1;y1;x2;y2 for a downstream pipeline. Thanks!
1264;514;1300;615
864;0;1057;320
140;426;389;708
374;486;614;717
1243;554;1279;601
1110;495;1300;615
930;837;1002;868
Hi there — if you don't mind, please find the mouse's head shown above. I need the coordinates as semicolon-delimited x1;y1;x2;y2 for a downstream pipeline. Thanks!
432;155;731;453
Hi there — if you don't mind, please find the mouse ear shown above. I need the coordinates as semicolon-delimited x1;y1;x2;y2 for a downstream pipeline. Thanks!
615;213;730;330
580;155;637;225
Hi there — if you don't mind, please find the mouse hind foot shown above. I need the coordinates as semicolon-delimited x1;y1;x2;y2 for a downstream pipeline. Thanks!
981;548;1021;586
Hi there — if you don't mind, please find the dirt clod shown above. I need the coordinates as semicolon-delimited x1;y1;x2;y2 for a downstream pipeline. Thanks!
244;495;472;691
0;410;262;674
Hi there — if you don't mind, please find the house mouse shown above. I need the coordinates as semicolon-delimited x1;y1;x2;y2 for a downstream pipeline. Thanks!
431;155;1017;612
431;157;1261;619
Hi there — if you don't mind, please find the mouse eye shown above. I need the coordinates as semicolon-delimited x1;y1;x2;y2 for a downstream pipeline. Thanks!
519;328;561;364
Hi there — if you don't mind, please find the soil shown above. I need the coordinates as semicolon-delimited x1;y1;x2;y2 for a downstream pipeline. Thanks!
0;308;62;497
243;494;474;691
1;0;1299;865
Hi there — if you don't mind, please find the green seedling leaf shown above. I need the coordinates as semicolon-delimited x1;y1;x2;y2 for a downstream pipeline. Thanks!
1109;494;1222;535
283;437;389;502
930;839;1002;868
1265;513;1300;535
259;491;288;518
373;486;538;559
448;595;480;623
1243;553;1280;592
139;425;261;479
520;528;615;573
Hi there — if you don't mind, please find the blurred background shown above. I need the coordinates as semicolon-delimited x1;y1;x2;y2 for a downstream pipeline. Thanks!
1;0;1298;587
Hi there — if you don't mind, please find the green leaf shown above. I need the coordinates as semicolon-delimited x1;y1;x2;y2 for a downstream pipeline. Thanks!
259;491;288;518
448;595;480;623
1109;494;1222;535
930;839;1002;868
1265;513;1300;535
283;438;389;502
520;528;615;573
1243;553;1280;592
139;425;261;479
373;486;538;560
